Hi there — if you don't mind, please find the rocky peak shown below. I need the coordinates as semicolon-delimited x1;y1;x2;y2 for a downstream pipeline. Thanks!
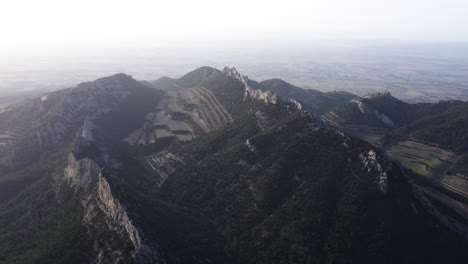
222;66;243;80
222;66;280;104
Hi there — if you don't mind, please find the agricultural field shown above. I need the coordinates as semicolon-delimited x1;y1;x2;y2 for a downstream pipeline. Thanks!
421;186;468;222
386;140;457;181
125;86;233;145
441;174;468;199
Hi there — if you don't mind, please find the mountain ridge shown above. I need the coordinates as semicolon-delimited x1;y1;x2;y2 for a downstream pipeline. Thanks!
0;66;467;263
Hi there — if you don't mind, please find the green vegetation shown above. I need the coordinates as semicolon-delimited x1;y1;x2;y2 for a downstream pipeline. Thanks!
451;154;468;176
393;101;468;153
0;146;92;264
1;67;467;263
386;140;457;182
127;93;468;263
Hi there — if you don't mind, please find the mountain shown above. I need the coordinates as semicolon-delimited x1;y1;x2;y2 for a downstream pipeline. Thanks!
149;66;218;91
393;100;468;152
0;67;467;263
0;73;163;172
322;92;468;150
320;92;411;145
322;92;468;207
151;67;356;113
0;73;166;263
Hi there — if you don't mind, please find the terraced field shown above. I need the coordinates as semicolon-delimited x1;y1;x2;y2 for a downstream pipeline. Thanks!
125;106;195;144
125;86;233;145
441;174;468;199
386;140;457;181
421;186;468;222
187;87;233;130
321;112;386;146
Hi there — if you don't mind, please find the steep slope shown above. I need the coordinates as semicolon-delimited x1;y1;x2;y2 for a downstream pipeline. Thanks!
0;73;163;172
151;68;355;114
146;76;178;90
322;93;468;218
133;92;468;263
125;67;237;145
321;92;468;151
149;66;218;91
392;100;468;152
0;74;165;263
129;67;468;263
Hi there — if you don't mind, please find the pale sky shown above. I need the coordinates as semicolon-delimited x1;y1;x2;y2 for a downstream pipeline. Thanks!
1;0;468;57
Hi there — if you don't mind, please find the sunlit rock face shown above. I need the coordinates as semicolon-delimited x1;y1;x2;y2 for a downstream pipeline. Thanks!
65;153;101;191
63;117;165;264
360;149;390;193
350;97;395;127
222;67;279;104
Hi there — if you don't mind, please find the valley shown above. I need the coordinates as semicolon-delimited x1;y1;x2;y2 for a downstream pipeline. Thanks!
386;140;457;181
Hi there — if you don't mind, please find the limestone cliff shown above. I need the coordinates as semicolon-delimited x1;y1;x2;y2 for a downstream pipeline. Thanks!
360;150;390;193
222;67;279;104
63;119;165;264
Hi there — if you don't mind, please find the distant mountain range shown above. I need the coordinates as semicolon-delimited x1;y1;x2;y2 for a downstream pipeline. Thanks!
0;66;467;263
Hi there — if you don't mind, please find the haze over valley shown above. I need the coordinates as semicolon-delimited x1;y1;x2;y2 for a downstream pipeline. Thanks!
3;41;468;104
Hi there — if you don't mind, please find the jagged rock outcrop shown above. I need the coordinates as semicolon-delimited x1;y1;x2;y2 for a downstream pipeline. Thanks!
222;67;279;104
63;120;165;264
34;74;136;150
97;175;163;263
350;97;395;127
287;98;303;110
360;150;391;193
65;153;101;192
245;138;256;152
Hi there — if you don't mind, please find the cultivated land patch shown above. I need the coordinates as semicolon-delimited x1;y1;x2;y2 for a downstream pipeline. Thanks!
386;140;457;181
421;186;468;222
441;174;468;199
125;87;233;146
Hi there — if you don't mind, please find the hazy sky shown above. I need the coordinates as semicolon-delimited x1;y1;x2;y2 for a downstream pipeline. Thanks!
1;0;468;57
